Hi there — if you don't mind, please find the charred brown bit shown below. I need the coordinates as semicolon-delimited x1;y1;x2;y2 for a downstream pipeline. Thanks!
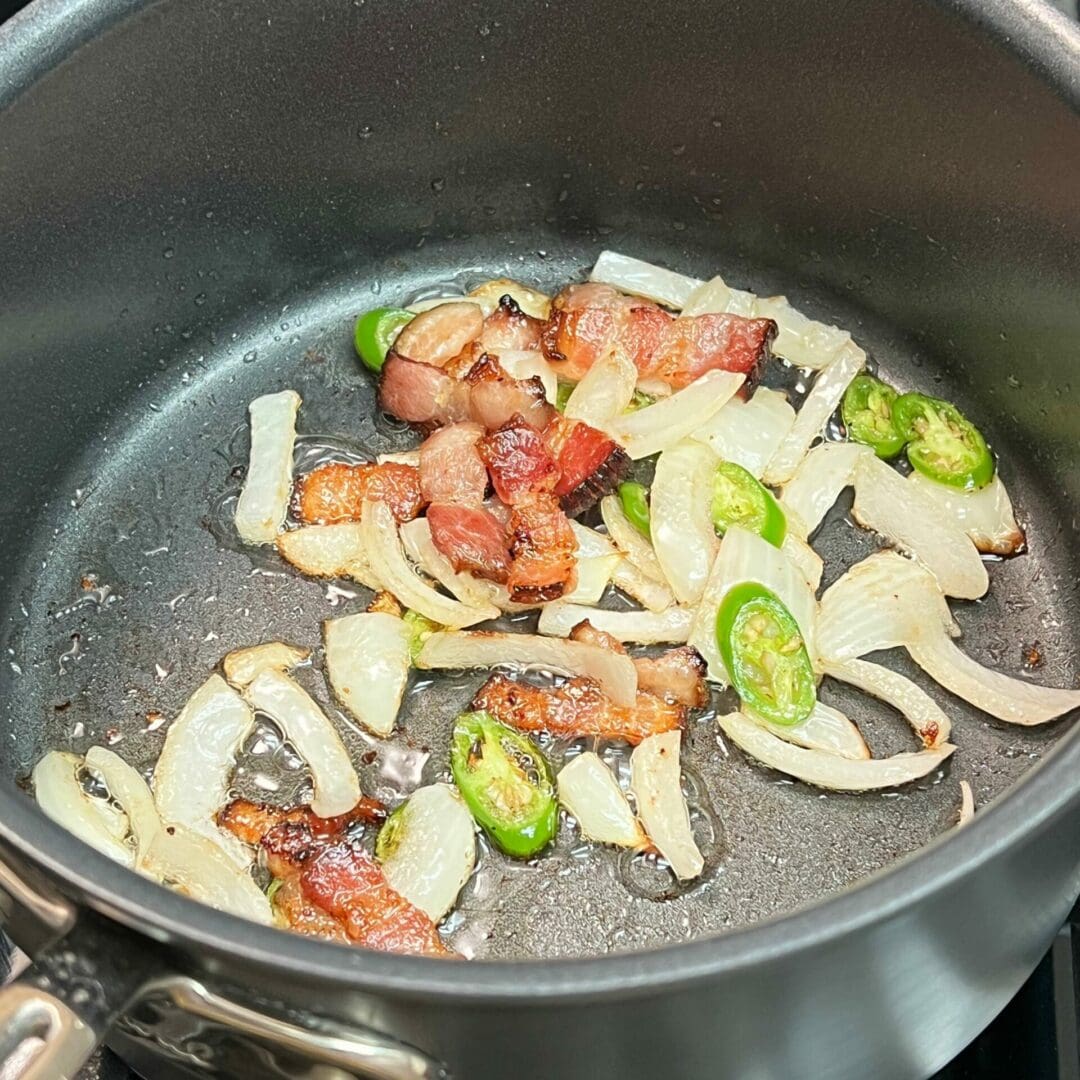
294;462;424;525
1022;642;1043;672
217;797;386;847
472;672;684;744
367;591;403;617
477;295;545;353
477;414;559;505
632;647;709;707
465;354;555;431
393;302;483;368
427;502;511;583
506;494;578;603
547;416;632;517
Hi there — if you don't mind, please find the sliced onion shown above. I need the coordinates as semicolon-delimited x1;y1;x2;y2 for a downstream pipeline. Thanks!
650;440;721;605
718;711;955;791
324;612;410;737
558;752;645;849
416;630;637;707
630;731;703;881
958;780;975;827
611;560;676;613
493;349;559;405
84;747;161;861
398;517;498;609
680;275;756;317
223;641;311;690
589;251;701;309
142;825;273;924
692;387;796;479
757;702;869;760
467;278;552;320
600;495;668;585
604;371;744;460
570;521;617;558
816;551;958;663
564;346;637;426
563;553;622;605
33;751;134;866
908;634;1080;726
763;342;865;485
538;601;692;644
362;499;499;628
376;450;421;468
821;657;953;748
277;523;381;590
781;441;872;539
635;377;674;398
234;390;301;545
782;533;823;592
377;783;476;921
751;295;852;370
851;454;988;600
907;472;1025;556
154;674;254;867
405;295;473;314
244;669;361;817
688;524;817;685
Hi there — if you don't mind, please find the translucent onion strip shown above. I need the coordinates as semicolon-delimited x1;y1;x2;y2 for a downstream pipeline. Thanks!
750;295;852;370
558;752;645;849
763;342;865;485
611;560;676;613
756;702;869;760
681;275;756;318
564;346;637;426
234;390;301;545
416;631;637;707
589;251;702;309
244;669;361;817
537;601;692;644
692;387;796;479
958;781;975;827
84;746;161;861
782;533;824;592
600;495;668;586
781;441;872;539
907;472;1025;556
223;641;311;690
277;523;382;590
718;711;956;791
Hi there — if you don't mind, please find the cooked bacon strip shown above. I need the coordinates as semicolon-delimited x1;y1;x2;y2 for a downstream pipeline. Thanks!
632;647;708;708
477;414;559;505
547;417;631;517
465;354;555;431
419;422;488;504
542;283;774;390
217;797;387;846
478;295;544;352
378;352;471;428
294;462;424;525
568;619;627;655
393;302;483;368
506;494;577;603
272;874;349;942
473;672;684;744
427;503;511;583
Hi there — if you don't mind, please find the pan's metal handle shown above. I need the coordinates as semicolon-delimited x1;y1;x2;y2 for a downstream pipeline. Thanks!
0;982;100;1080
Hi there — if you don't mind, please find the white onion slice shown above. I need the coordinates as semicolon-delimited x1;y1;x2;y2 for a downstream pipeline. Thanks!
781;441;872;538
142;825;273;924
681;275;756;317
630;732;703;881
84;747;161;861
851;455;988;600
821;657;953;748
600;495;667;585
570;521;617;558
907;472;1025;556
277;523;381;590
154;674;254;867
751;295;852;370
223;641;311;690
756;702;869;760
781;533;824;592
558;752;645;849
688;525;817;685
589;251;701;309
494;349;559;405
958;781;975;827
377;784;476;922
405;295;474;315
692;387;796;478
718;711;955;791
538;602;692;644
563;553;622;605
604;371;744;460
467;278;552;320
564;346;637;426
650;440;721;605
399;517;497;609
244;669;361;817
376;450;421;468
611;560;676;613
33;751;134;866
234;390;301;545
324;612;410;737
763;342;865;485
816;551;958;663
908;635;1080;726
362;499;499;628
416;631;637;707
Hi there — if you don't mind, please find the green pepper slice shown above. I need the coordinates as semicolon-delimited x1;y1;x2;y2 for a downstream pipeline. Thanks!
450;711;557;858
617;481;651;539
711;461;787;548
841;375;906;459
716;582;816;727
554;381;575;413
403;609;440;664
891;392;994;490
354;307;414;373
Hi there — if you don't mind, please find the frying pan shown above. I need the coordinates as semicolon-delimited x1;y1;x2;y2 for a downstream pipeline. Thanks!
1;1;1079;1078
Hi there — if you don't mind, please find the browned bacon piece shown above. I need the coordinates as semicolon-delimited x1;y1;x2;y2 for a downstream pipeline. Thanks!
418;422;488;505
631;647;709;708
465;354;555;431
294;461;424;525
217;797;387;846
378;352;471;429
393;302;483;368
477;414;559;505
477;295;544;353
547;416;631;517
505;493;577;603
427;502;511;583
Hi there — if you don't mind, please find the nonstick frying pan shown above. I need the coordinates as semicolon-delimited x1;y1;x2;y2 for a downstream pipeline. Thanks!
0;1;1079;1078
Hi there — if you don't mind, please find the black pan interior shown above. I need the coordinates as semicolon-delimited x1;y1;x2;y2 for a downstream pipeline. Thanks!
0;0;1078;960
